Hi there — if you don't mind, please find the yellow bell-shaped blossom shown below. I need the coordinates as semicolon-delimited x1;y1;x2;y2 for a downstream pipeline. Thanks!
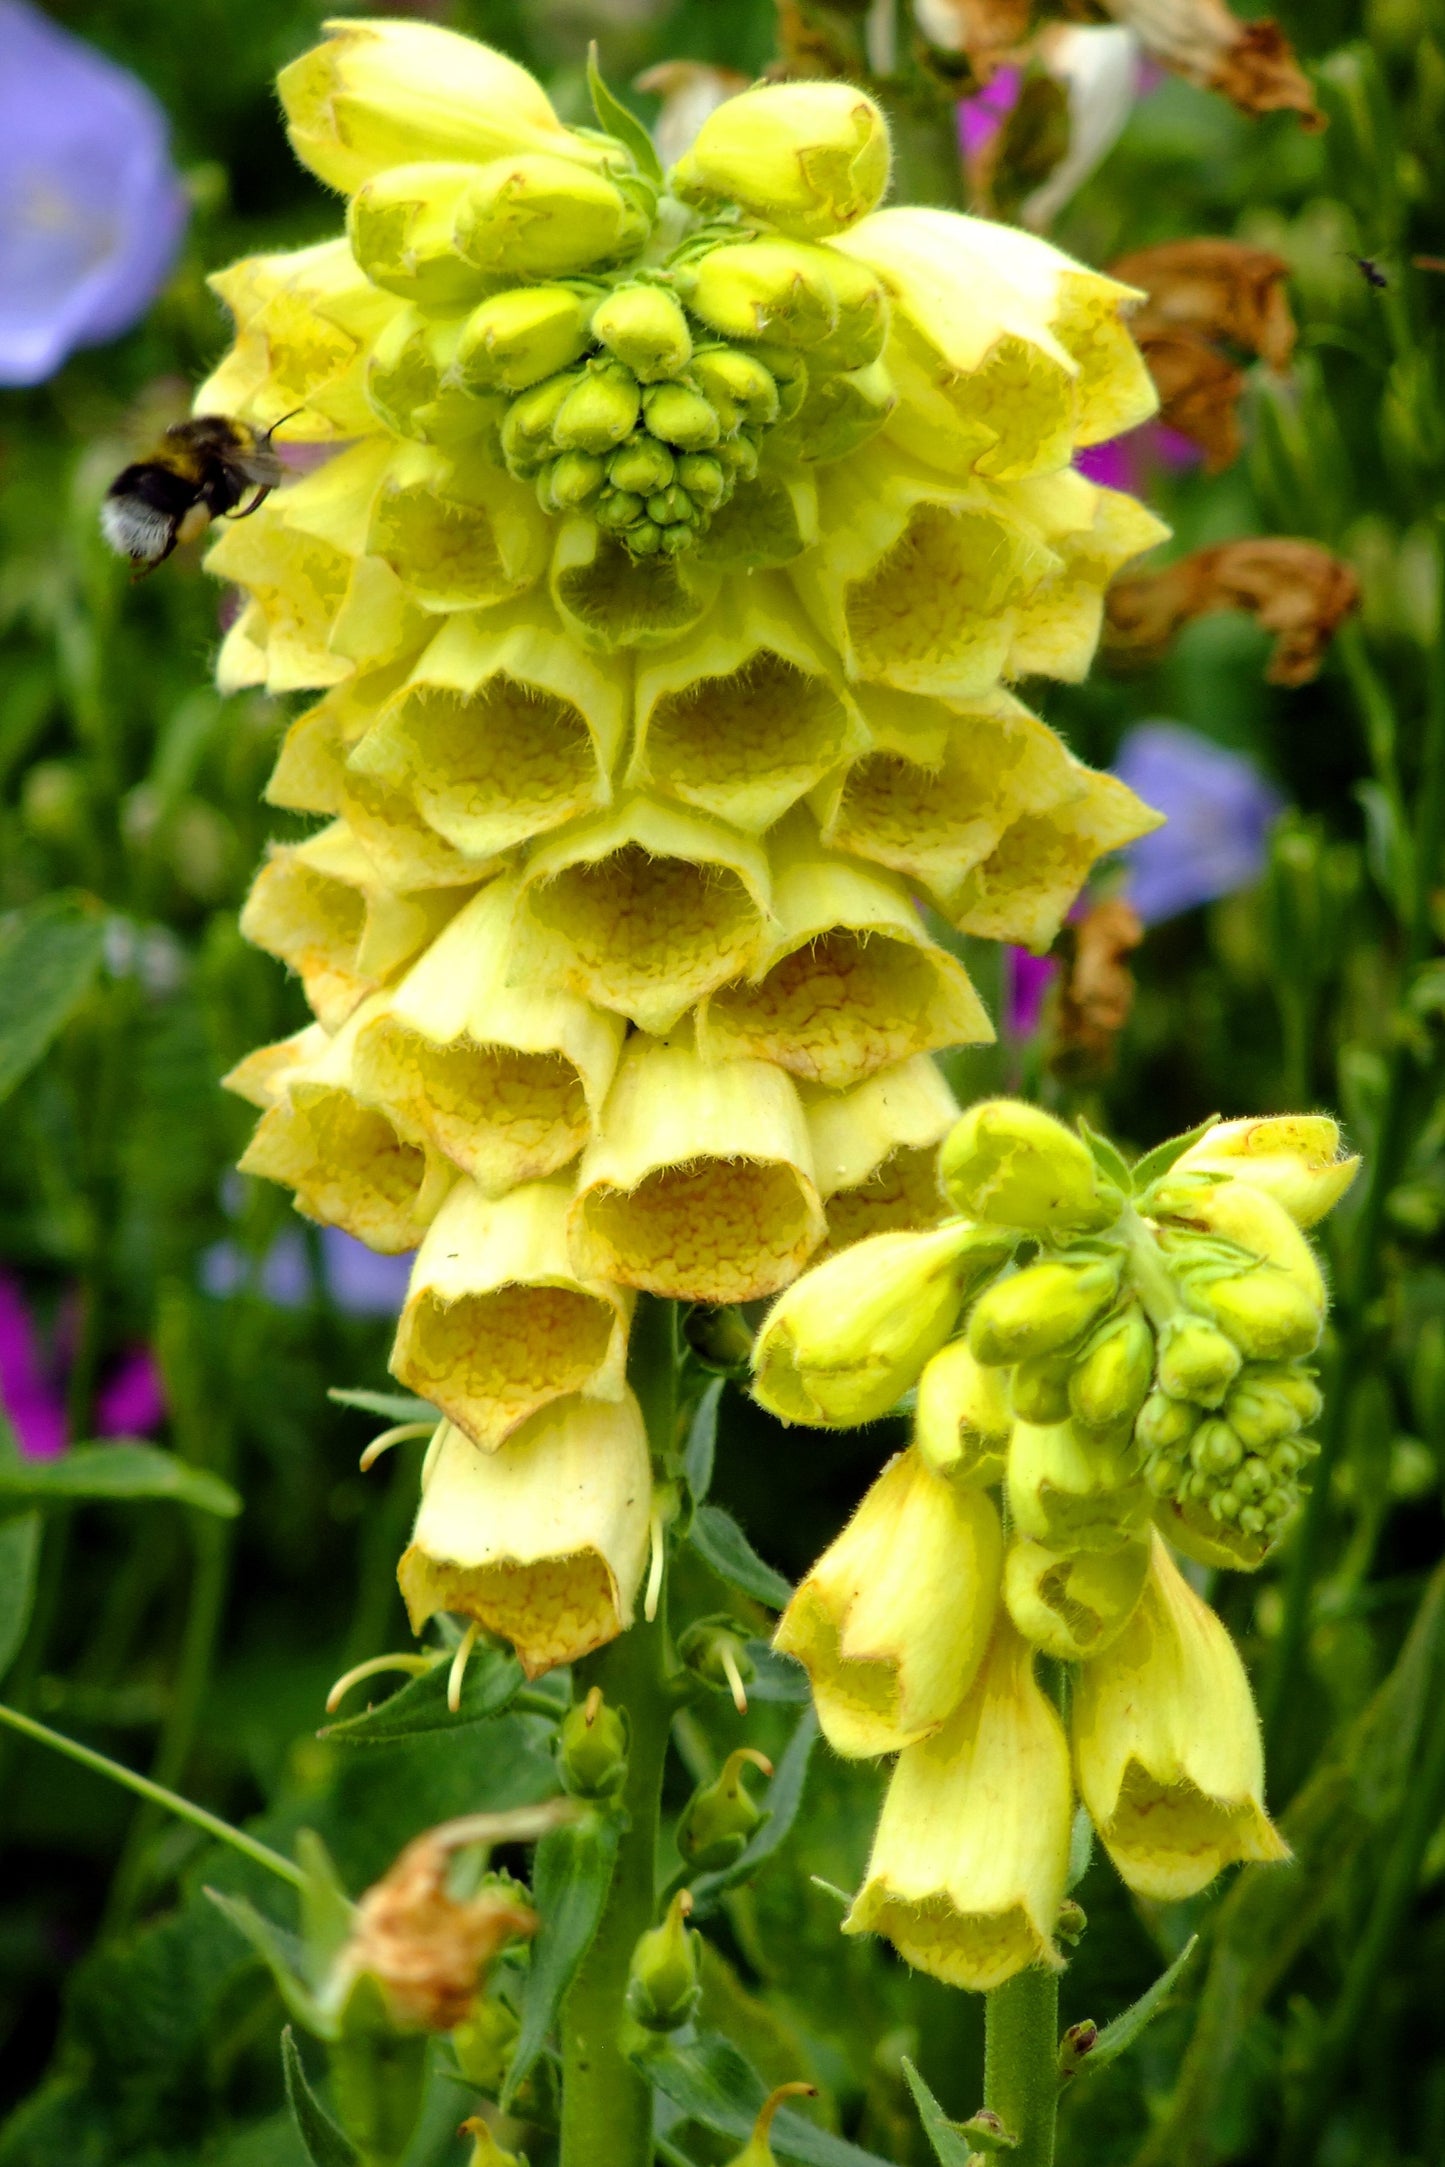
1072;1532;1288;1899
913;1337;1013;1486
844;1618;1072;1990
398;1394;651;1675
1003;1535;1149;1661
1169;1116;1360;1228
1007;1417;1151;1553
804;1056;958;1255
774;1448;1002;1756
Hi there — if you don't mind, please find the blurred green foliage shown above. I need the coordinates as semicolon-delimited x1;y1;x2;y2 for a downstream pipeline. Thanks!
1;3;1443;2165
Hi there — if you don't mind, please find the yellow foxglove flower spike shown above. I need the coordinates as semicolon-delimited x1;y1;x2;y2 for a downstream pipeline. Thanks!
398;1395;652;1676
390;1177;631;1450
752;1219;1012;1428
570;1032;825;1305
775;1448;1003;1757
844;1616;1073;1991
803;1055;959;1255
1072;1530;1289;1899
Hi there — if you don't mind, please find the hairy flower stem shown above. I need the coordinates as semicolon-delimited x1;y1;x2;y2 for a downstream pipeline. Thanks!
984;1966;1060;2167
560;1298;677;2167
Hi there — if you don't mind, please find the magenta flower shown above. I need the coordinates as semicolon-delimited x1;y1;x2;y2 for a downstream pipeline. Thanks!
1112;722;1284;924
0;0;188;386
0;1273;165;1461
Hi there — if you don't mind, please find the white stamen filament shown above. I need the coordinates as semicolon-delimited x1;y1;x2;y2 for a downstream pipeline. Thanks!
720;1640;749;1715
359;1420;435;1472
447;1619;482;1712
325;1651;433;1712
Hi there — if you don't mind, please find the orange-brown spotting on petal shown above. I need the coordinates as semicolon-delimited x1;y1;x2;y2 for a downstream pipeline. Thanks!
1106;539;1360;686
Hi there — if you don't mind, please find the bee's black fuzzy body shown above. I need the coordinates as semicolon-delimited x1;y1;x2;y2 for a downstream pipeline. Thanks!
101;415;285;572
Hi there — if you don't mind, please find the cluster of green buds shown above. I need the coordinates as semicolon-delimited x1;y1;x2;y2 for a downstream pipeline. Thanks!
357;75;896;561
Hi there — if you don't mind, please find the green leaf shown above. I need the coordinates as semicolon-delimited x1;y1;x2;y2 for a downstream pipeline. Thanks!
586;40;664;185
0;1513;41;1679
1129;1117;1221;1195
0;1443;240;1519
281;2028;360;2167
327;1388;435;1424
319;1642;524;1745
207;1889;329;2035
502;1808;620;2110
742;1640;811;1703
1066;1803;1093;1892
683;1376;723;1503
0;895;106;1105
688;1706;818;1917
295;1833;357;1991
1075;1115;1133;1197
640;2032;894;2165
900;2058;976;2166
687;1503;792;1610
1075;1935;1199;2079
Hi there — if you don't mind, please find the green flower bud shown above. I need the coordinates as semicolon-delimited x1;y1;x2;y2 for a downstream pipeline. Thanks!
716;431;761;480
747;345;809;420
773;357;896;464
676;239;840;349
1007;1419;1150;1553
1004;1536;1149;1661
1156;1314;1243;1408
451;1997;519;2092
626;1891;701;2033
553;362;643;453
454;153;641;277
658;523;695;557
967;1256;1122;1368
670;81;890;241
914;1336;1012;1484
1186;1267;1323;1362
647;485;695;526
595;486;646;531
556;1685;629;1798
348;162;496;308
592;283;693;381
677;1616;755;1710
1135;1390;1197;1455
627;518;664;556
500;368;582;472
455;284;594;393
691;347;781;432
643;380;722;450
1190;1419;1245;1478
940;1100;1123;1236
1069;1306;1155;1435
1011;1354;1073;1425
606;436;675;494
677;1747;772;1872
1225;1365;1321;1447
547;449;607;508
676;453;726;508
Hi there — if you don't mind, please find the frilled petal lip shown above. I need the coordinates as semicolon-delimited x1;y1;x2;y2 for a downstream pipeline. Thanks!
0;0;188;385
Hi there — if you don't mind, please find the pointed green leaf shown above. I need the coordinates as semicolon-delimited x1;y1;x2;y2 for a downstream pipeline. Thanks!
901;2057;978;2167
327;1388;435;1423
295;1832;357;1990
587;41;664;185
1066;1804;1094;1892
0;1513;41;1679
687;1503;791;1610
281;2028;361;2167
319;1643;524;1745
640;2031;894;2165
1129;1117;1221;1195
0;1443;239;1518
1074;1935;1199;2079
207;1889;330;2035
1075;1116;1133;1197
683;1377;723;1504
0;895;106;1104
687;1706;817;1916
502;1807;620;2110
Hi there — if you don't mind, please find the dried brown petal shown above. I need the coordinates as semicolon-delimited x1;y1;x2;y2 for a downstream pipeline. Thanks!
1100;0;1323;129
346;1834;536;2032
1111;239;1297;368
1106;539;1360;686
1134;326;1244;471
914;0;1032;76
1050;897;1143;1078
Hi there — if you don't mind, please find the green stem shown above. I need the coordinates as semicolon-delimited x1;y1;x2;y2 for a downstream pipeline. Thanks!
984;1968;1060;2167
0;1701;303;1889
560;1297;677;2167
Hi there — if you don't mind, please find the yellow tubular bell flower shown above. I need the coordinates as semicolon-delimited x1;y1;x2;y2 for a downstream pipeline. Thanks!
914;1337;1013;1486
397;1394;651;1676
1073;1531;1289;1899
1170;1116;1361;1228
752;1219;1012;1428
947;767;1163;949
844;1617;1072;1990
804;1054;959;1254
698;818;992;1089
1007;1418;1152;1553
775;1447;1003;1757
352;878;624;1191
390;1176;631;1448
197;239;400;438
570;1031;824;1304
1005;471;1171;682
233;998;455;1252
1003;1535;1149;1661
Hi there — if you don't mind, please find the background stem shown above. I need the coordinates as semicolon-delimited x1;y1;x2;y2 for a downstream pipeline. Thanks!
984;1966;1060;2167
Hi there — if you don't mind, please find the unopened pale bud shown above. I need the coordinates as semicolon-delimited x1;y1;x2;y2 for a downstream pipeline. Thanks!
1154;1175;1327;1310
1170;1115;1360;1229
671;82;890;241
595;486;645;532
776;1449;1003;1756
1190;1418;1245;1478
940;1100;1121;1235
552;362;643;453
499;369;580;471
749;343;808;419
1007;1419;1150;1553
753;1221;1012;1428
914;1337;1012;1485
1187;1268;1323;1363
348;163;496;308
1011;1354;1073;1425
454;155;639;278
1073;1532;1289;1899
455;285;593;393
643;380;722;450
1135;1389;1197;1454
1069;1306;1155;1434
626;1892;700;2032
677;1747;772;1871
1004;1536;1149;1661
691;346;780;431
1156;1314;1242;1408
592;284;693;381
557;1689;629;1799
677;239;840;348
1226;1366;1320;1448
547;450;606;508
967;1256;1121;1367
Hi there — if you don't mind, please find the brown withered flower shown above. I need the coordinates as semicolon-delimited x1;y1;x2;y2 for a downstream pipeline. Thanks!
913;0;1033;77
1112;240;1297;370
1048;897;1144;1080
1105;539;1361;686
1098;0;1322;128
1130;328;1245;471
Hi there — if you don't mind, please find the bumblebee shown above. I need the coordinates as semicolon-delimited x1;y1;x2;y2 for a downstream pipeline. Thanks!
100;414;288;573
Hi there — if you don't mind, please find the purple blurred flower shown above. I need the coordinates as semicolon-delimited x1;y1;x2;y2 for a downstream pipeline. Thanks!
1077;421;1202;496
1113;722;1284;924
958;66;1023;162
0;1271;166;1459
0;0;188;386
200;1225;413;1317
1005;947;1058;1037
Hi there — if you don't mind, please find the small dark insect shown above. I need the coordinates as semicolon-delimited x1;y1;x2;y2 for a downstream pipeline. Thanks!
1345;252;1390;289
100;412;296;575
